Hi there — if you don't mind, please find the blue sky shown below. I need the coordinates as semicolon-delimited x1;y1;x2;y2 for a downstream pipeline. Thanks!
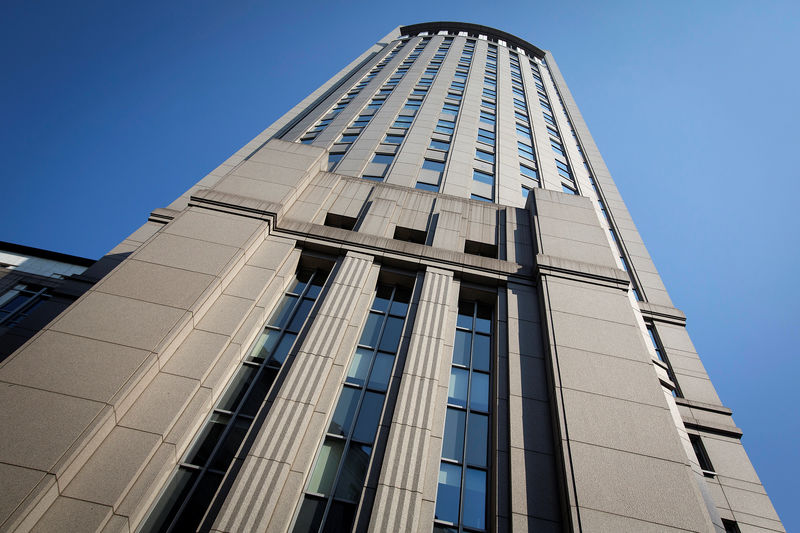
2;0;797;527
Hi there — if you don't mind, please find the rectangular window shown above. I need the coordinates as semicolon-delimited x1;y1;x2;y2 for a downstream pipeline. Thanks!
430;139;451;151
339;134;358;143
475;149;495;164
352;115;372;128
550;139;565;157
0;284;49;327
516;123;532;138
518;141;535;161
393;115;414;128
472;169;494;186
435;119;456;135
477;128;495;146
372;154;394;165
542;112;556;126
295;281;413;533
521;185;533;199
384;134;405;145
520;164;538;181
443;102;460;115
481;100;495;110
546;125;560;138
143;266;331;533
555;159;572;179
328;152;345;171
479;110;495;125
561;184;577;195
435;300;493;531
689;434;715;476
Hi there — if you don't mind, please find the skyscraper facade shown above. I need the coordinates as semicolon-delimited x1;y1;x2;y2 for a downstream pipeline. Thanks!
0;22;784;533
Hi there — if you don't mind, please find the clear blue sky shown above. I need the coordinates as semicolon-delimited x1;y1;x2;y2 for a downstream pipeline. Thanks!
2;0;797;528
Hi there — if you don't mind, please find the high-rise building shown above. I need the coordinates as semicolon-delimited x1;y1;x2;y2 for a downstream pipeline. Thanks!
0;21;784;533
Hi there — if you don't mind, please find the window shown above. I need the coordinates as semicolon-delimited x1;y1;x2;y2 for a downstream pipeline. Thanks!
435;300;493;531
472;169;494;186
464;241;498;259
423;159;445;174
516;123;532;138
384;134;405;145
521;185;533;200
404;100;422;111
555;159;572;180
324;213;357;231
294;282;412;533
436;119;456;135
142;267;331;533
689;434;715;477
479;110;495;125
475;149;494;164
393;115;414;128
0;284;49;327
443;102;460;115
542;112;556;126
327;152;345;171
352;115;371;128
561;184;577;195
372;154;394;166
393;226;427;244
340;134;358;143
520;164;538;181
481;100;495;110
550;139;565;157
518;142;535;161
430;139;451;151
477;129;495;146
722;519;742;533
546;125;560;138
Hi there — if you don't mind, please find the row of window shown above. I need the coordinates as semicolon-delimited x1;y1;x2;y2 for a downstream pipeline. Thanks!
301;41;407;145
328;38;432;173
416;39;475;193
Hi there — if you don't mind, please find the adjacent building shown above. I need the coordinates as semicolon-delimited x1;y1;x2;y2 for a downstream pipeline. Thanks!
0;22;784;533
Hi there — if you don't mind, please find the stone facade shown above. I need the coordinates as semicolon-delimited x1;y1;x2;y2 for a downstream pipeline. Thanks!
0;22;783;533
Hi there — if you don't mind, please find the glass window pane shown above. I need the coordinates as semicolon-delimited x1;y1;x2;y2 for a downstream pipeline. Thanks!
307;273;325;298
453;330;471;366
247;328;280;362
442;408;466;461
367;352;394;391
323;501;357;533
470;372;490;412
289;270;312;295
217;365;258;412
475;303;492;333
435;462;462;524
352;391;384;443
171;471;222;532
138;467;198;532
334;443;372;501
390;287;411;316
239;366;278;417
457;301;473;329
359;312;383;348
463;468;487;529
293;496;326;533
270;333;297;366
472;333;491;372
287;298;314;333
466;413;488;467
267;294;298;328
372;285;392;312
448;367;469;408
346;347;373;387
433;526;458;533
378;316;404;353
329;386;361;436
307;439;344;496
185;412;230;466
209;416;249;471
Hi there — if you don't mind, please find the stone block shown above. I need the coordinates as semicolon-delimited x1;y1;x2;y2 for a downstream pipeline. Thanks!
0;383;105;471
50;291;187;352
94;259;215;310
119;372;198;436
195;294;254;337
134;232;240;276
164;210;263;248
1;330;150;403
162;329;229;381
31;496;112;533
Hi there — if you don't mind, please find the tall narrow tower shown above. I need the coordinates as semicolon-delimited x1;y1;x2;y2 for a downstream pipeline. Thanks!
0;22;783;533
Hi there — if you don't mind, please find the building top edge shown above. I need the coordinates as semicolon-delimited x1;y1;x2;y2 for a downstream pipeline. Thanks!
399;21;546;58
0;241;96;267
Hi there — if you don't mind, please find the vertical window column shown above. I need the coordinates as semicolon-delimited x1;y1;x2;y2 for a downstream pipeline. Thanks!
293;282;413;533
434;300;493;532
